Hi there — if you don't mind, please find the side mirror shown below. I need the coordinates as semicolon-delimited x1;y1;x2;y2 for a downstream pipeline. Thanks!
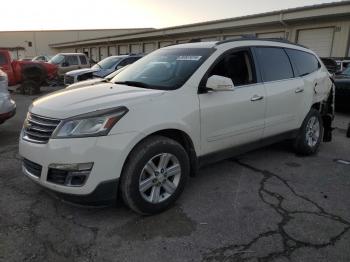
116;65;124;70
206;75;235;91
61;62;69;67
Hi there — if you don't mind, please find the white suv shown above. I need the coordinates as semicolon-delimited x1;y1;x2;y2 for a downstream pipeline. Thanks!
19;39;334;214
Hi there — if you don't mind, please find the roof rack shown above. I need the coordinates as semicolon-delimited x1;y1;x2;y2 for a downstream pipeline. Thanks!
215;36;306;48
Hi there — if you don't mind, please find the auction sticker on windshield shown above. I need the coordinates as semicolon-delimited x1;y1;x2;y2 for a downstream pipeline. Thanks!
176;56;202;61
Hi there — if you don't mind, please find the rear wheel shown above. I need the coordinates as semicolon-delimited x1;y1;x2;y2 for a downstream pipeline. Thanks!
120;136;190;215
294;109;323;155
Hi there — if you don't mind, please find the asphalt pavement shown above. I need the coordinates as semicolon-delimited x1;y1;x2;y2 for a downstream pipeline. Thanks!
0;91;349;262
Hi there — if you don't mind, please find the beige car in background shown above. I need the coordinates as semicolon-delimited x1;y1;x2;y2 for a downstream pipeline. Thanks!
48;53;90;76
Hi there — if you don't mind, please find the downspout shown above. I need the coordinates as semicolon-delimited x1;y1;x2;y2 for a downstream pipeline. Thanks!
279;13;289;40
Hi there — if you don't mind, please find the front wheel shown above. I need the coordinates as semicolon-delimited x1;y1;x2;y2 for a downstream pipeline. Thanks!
120;136;190;215
294;109;323;155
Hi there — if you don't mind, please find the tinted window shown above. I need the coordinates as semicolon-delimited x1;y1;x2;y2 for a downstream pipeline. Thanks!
286;49;320;77
79;55;88;65
66;56;79;65
0;54;6;65
208;50;256;86
256;47;293;82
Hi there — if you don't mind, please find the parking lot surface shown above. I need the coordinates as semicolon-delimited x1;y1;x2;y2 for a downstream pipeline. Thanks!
1;92;350;262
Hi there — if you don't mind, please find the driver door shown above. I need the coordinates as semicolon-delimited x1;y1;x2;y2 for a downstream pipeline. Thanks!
199;48;266;155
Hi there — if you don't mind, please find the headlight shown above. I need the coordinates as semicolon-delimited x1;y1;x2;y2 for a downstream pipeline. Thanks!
52;106;128;138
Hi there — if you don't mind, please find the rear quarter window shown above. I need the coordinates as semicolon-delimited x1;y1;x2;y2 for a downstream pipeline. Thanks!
285;49;320;77
255;47;294;82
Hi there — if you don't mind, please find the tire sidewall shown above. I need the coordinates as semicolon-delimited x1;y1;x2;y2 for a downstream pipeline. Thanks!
295;109;323;155
122;137;190;214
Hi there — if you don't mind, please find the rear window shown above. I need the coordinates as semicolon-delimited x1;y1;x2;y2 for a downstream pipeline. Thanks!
255;47;294;82
79;55;88;65
0;54;7;65
285;49;320;77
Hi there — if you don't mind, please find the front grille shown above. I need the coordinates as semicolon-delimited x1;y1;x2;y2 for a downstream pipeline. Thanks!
23;113;60;144
23;158;42;178
64;75;74;85
47;168;67;185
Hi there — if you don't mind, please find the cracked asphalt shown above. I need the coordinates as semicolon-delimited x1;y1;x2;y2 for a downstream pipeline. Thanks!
1;92;350;262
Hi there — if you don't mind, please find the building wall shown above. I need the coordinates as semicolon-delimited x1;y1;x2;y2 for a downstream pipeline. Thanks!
53;17;350;60
0;28;151;59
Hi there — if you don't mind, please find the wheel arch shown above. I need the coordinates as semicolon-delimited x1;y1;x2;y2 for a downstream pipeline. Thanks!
121;128;199;180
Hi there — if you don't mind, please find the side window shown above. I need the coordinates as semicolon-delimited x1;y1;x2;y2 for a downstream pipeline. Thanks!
66;55;79;66
79;55;88;65
286;49;321;77
0;54;7;65
208;50;256;86
118;58;135;68
255;47;294;82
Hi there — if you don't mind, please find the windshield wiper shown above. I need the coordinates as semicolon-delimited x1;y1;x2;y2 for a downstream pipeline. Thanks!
114;81;151;89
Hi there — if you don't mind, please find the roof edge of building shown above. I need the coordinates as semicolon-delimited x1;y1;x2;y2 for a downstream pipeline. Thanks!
50;0;350;48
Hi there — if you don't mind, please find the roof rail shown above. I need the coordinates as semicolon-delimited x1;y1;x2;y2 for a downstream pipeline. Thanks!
215;36;306;48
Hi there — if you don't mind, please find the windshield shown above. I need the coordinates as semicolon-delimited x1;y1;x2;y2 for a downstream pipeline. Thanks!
111;48;213;90
342;67;350;76
49;54;65;65
92;56;123;70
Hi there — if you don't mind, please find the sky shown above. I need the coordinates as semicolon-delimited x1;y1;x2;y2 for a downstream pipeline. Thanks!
0;0;343;31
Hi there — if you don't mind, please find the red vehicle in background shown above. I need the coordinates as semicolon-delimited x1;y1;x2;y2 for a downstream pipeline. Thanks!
0;49;57;93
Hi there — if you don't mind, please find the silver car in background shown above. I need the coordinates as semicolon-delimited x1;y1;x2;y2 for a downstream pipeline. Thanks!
0;70;16;124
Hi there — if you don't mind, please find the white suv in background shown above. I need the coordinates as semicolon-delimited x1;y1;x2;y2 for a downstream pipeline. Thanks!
19;39;334;214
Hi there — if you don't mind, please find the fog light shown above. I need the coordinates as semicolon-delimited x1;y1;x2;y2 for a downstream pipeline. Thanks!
47;163;93;187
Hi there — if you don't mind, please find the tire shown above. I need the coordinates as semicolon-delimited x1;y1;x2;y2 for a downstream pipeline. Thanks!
120;135;190;215
294;109;323;155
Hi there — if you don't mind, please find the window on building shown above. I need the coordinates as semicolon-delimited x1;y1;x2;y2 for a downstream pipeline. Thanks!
208;50;256;86
285;49;321;77
255;47;294;82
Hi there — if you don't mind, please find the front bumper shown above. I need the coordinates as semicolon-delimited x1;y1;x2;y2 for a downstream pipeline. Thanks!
19;131;140;201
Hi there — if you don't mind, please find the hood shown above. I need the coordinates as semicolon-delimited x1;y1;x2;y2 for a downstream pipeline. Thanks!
30;83;165;119
66;68;100;76
65;78;106;89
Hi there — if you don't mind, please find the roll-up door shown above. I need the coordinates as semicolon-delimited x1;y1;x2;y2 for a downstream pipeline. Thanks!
90;47;98;62
99;46;108;60
257;32;285;39
159;41;173;48
130;44;142;54
119;45;129;55
143;43;156;53
297;27;334;57
108;46;117;56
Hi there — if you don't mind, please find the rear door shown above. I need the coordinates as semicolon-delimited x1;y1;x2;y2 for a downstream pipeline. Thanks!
199;48;266;155
254;47;305;138
79;55;90;68
285;49;330;121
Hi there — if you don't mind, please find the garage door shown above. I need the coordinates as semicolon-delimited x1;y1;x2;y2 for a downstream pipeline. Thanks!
200;37;218;42
131;44;142;54
297;28;334;57
144;43;156;53
108;46;117;56
90;47;98;62
159;41;173;48
119;45;129;55
99;46;108;60
257;32;285;39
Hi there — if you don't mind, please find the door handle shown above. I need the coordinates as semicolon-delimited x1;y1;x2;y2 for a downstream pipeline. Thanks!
251;95;264;102
295;88;304;93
